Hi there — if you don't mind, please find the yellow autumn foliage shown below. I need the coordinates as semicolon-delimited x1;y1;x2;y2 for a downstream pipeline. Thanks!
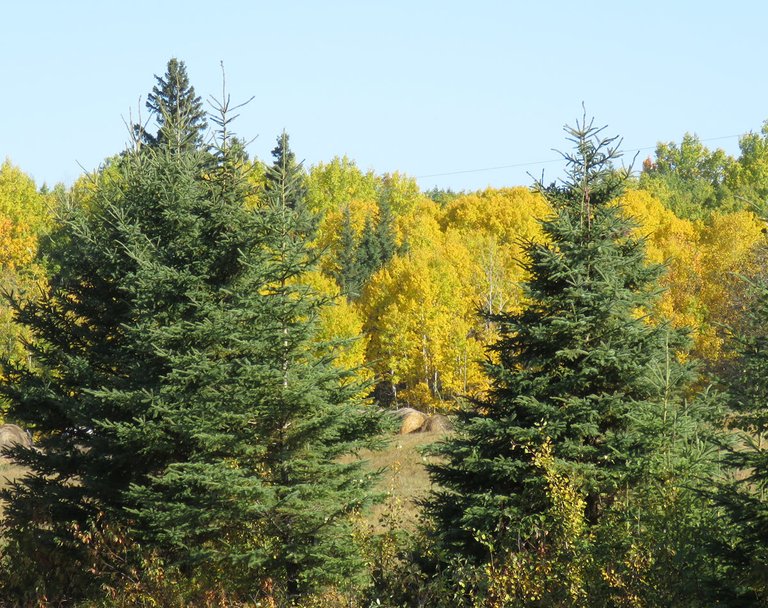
697;210;765;358
360;225;487;411
305;156;378;215
0;160;52;370
0;216;37;271
620;189;765;361
478;439;591;608
442;187;551;318
299;270;372;390
441;187;550;243
357;188;555;409
377;171;423;217
619;189;703;330
315;198;381;277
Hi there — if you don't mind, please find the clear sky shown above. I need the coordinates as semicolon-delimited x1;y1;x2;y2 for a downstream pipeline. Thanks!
3;1;767;192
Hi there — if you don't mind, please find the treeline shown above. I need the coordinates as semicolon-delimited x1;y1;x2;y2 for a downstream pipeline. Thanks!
5;150;765;414
0;59;768;606
3;100;767;414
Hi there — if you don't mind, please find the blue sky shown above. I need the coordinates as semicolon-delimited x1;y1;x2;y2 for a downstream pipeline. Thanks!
3;1;767;191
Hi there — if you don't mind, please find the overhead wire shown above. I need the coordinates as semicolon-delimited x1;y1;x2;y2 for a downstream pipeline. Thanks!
415;132;748;180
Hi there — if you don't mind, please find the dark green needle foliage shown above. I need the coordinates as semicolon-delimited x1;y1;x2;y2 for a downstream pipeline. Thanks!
264;131;307;206
356;216;383;280
372;195;397;267
0;76;383;604
263;130;316;244
716;269;768;604
424;116;722;603
138;57;208;152
334;204;365;299
333;196;397;301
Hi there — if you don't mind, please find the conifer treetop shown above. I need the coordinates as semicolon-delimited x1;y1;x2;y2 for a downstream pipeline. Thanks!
143;57;208;151
425;115;695;566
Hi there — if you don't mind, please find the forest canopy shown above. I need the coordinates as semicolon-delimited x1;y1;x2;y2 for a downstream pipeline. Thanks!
1;59;768;607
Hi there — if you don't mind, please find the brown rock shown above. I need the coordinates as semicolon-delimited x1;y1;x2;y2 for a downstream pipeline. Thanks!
391;408;428;434
423;414;452;434
0;424;32;454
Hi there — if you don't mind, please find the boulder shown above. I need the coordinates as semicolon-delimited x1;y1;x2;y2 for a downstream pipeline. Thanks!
391;407;428;434
423;414;452;434
0;423;32;455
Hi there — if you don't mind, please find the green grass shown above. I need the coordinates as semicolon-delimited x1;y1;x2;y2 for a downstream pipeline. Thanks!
0;432;446;531
349;430;445;533
0;458;26;519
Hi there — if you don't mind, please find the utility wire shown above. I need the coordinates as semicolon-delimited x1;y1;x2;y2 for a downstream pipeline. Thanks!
415;132;747;180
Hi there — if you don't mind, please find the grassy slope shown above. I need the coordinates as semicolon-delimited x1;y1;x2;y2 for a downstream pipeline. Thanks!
0;432;445;529
350;430;444;533
0;459;25;520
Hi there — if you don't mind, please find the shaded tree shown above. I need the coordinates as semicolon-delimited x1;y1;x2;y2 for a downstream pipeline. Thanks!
0;85;383;606
424;116;723;605
716;264;768;604
138;57;208;151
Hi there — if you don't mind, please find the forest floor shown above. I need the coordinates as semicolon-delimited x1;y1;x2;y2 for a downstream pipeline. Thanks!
349;430;444;533
0;459;25;519
0;430;445;530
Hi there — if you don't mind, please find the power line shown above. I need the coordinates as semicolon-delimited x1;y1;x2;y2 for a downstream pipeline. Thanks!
416;158;560;179
415;132;747;180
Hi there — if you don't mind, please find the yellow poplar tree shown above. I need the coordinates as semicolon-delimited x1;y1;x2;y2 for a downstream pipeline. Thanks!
315;198;380;278
619;189;703;331
305;156;378;215
300;269;372;388
0;160;51;367
621;189;765;361
697;210;765;359
361;212;486;410
377;171;423;217
441;187;550;320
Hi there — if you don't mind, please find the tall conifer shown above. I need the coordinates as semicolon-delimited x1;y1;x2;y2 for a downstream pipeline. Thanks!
140;57;208;151
0;82;382;604
374;196;397;265
424;117;718;594
356;216;383;281
334;204;364;299
716;270;768;602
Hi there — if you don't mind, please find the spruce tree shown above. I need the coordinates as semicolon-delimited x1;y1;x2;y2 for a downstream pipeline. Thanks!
356;216;383;281
374;196;397;265
140;57;208;151
716;269;768;602
263;131;315;244
332;196;395;301
264;132;306;205
424;117;719;597
238;130;384;599
334;204;364;299
0;96;382;604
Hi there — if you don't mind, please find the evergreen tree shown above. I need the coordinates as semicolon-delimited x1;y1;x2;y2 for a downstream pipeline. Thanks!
244;130;384;599
0;97;382;604
331;214;381;301
264;132;305;204
424;186;461;206
334;204;364;299
139;57;208;151
374;196;397;265
332;195;396;301
356;215;383;281
716;268;768;603
424;117;721;603
263;131;315;242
